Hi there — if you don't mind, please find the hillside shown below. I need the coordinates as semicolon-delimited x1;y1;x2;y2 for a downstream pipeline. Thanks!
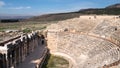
106;3;120;8
26;12;80;22
78;8;120;15
27;3;120;22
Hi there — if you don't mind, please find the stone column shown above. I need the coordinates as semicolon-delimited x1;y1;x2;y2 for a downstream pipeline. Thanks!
3;54;6;68
11;50;15;68
14;48;17;68
32;35;34;52
34;36;38;47
7;43;14;68
33;38;35;50
24;40;27;57
3;43;10;68
12;42;17;68
3;54;8;68
21;42;25;62
0;53;4;68
36;35;39;46
5;53;8;68
27;38;30;55
19;43;22;63
8;52;13;68
15;39;21;64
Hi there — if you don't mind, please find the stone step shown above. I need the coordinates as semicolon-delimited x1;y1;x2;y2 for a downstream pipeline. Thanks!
83;47;120;68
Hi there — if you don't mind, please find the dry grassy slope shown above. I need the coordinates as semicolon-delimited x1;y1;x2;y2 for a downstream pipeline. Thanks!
106;3;120;8
26;3;120;22
26;13;80;21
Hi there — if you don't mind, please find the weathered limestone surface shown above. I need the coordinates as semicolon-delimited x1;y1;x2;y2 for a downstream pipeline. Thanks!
47;15;120;68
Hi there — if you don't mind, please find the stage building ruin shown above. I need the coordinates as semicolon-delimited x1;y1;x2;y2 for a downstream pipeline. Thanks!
0;32;46;68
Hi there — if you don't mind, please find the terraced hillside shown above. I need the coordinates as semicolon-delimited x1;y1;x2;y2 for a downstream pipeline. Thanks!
46;15;120;68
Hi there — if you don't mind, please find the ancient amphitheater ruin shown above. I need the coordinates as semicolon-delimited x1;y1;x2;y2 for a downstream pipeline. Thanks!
0;15;120;68
46;15;120;68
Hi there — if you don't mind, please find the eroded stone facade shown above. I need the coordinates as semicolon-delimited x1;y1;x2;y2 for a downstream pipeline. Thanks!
0;32;44;68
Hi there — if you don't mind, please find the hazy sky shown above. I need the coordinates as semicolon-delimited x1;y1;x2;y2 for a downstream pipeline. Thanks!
0;0;119;16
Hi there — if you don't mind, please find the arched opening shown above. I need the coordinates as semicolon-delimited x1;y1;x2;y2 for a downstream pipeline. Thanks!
115;27;117;31
41;40;44;45
41;35;45;39
41;35;45;45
